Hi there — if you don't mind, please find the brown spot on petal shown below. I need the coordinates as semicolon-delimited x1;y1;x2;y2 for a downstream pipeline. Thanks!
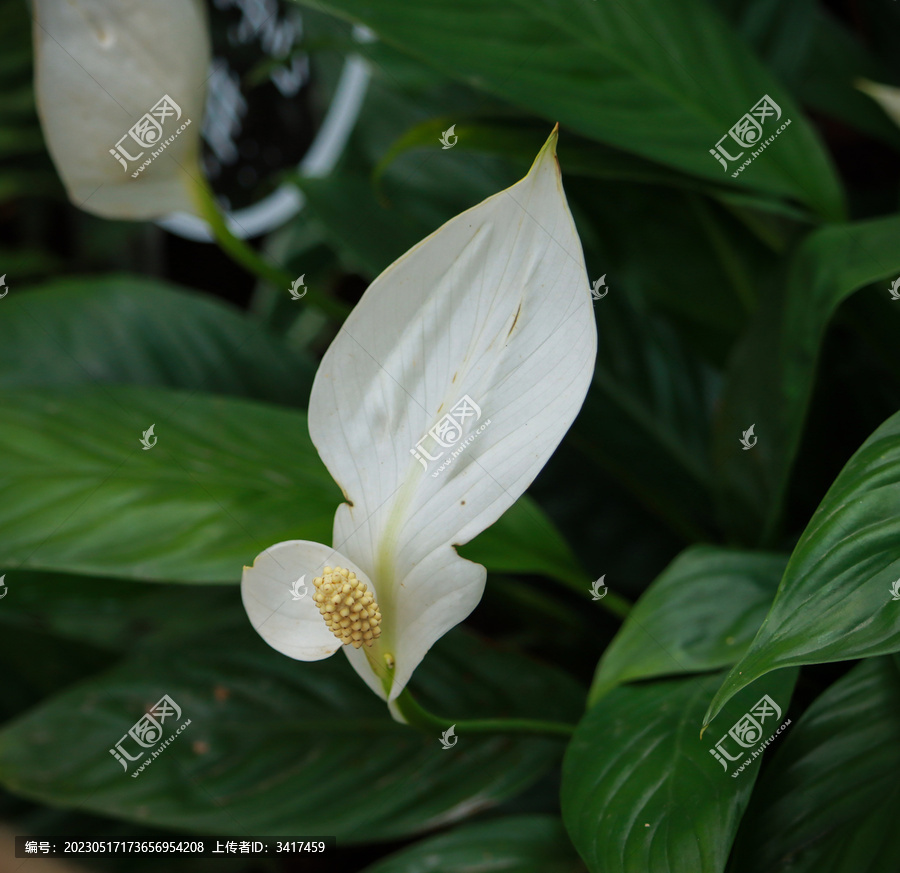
507;302;522;338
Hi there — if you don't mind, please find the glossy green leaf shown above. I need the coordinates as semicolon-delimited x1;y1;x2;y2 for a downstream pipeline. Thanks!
0;385;339;582
0;385;589;590
0;276;315;405
562;670;795;873
705;408;900;725
0;627;583;841
587;546;786;706
359;815;583;873
293;0;843;217
732;658;900;873
713;213;900;545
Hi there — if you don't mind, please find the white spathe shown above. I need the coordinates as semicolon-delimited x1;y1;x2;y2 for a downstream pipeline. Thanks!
242;541;378;661
243;128;597;707
33;0;209;219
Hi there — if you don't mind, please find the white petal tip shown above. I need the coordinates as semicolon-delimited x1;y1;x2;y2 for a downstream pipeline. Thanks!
528;125;560;176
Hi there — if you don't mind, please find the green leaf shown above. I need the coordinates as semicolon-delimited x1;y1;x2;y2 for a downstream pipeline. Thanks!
570;290;719;541
359;814;583;873
796;11;900;149
562;670;795;873
0;625;112;722
0;571;236;652
712;0;816;85
0;276;316;405
381;118;724;197
705;407;900;725
293;0;844;217
461;495;587;589
0;385;590;591
587;546;786;707
0;385;339;582
732;658;900;873
0;627;583;842
381;119;816;250
0;247;63;279
293;68;516;277
296;166;437;276
713;213;900;545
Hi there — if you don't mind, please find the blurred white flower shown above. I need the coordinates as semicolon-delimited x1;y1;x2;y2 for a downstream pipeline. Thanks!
33;0;210;219
242;129;597;714
857;79;900;130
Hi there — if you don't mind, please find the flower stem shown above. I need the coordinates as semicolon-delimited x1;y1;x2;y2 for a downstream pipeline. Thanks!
188;175;349;321
393;688;576;738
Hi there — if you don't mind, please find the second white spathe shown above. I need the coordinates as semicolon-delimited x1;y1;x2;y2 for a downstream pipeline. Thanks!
33;0;210;219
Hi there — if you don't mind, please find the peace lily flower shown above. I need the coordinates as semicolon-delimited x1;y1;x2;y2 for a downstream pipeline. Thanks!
242;128;597;718
33;0;209;219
